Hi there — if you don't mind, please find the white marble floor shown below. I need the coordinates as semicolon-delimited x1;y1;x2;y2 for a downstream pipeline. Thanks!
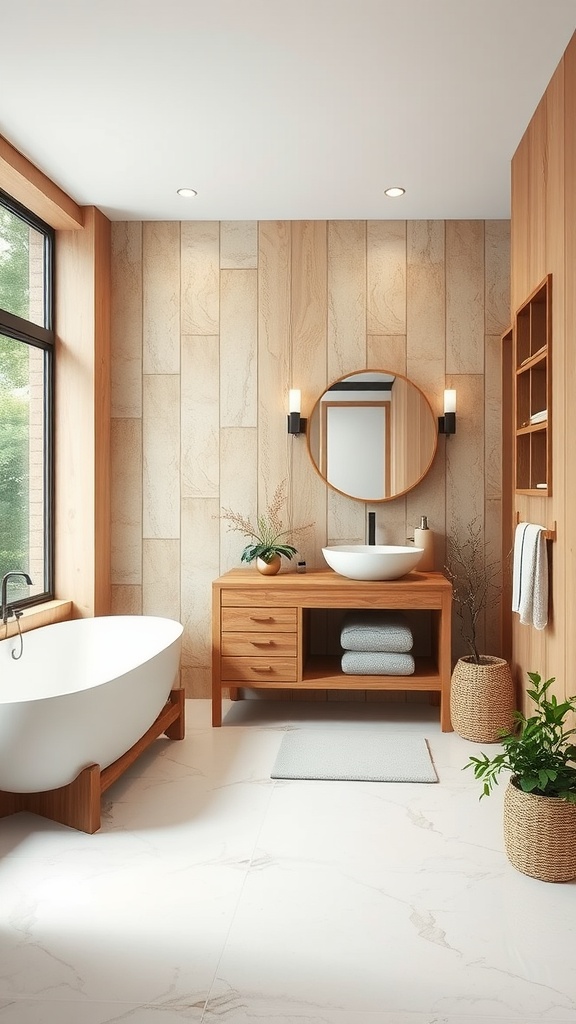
1;698;575;1024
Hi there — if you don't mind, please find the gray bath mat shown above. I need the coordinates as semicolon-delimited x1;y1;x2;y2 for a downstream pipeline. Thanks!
271;729;438;783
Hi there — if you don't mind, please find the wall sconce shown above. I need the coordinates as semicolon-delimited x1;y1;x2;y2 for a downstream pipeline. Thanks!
287;389;307;435
438;389;456;435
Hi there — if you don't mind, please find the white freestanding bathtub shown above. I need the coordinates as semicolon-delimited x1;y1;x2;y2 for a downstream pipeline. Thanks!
0;615;184;795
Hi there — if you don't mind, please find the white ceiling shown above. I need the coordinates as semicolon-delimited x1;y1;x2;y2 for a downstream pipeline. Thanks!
2;0;576;221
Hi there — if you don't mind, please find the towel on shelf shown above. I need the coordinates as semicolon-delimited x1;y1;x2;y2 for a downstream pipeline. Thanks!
341;651;415;675
512;522;548;630
340;611;413;653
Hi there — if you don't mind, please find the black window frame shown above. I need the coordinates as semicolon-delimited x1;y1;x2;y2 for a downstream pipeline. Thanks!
0;188;55;611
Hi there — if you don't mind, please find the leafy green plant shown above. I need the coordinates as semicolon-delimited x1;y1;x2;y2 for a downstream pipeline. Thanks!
220;479;312;566
465;672;576;802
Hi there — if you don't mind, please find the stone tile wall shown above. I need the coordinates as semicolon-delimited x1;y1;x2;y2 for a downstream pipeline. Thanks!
110;219;510;697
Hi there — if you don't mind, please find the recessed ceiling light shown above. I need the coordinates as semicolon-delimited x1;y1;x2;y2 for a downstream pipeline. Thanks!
384;186;405;198
177;187;198;198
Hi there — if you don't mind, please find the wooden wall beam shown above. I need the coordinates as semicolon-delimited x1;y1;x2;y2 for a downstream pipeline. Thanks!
0;134;83;230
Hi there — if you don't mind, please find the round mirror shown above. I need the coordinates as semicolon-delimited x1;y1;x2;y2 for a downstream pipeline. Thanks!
306;369;438;502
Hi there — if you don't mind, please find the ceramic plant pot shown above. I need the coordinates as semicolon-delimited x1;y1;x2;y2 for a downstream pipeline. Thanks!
255;554;281;575
450;655;515;742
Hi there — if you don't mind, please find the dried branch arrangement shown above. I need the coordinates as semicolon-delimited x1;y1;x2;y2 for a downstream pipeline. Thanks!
444;517;502;665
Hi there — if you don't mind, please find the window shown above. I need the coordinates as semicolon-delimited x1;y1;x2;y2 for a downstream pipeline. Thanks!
0;190;54;611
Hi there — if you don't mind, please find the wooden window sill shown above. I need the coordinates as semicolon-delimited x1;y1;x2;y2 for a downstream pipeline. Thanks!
2;599;73;639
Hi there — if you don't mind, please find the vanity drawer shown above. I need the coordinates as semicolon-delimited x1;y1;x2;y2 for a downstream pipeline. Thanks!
221;656;297;683
221;607;297;632
221;631;297;657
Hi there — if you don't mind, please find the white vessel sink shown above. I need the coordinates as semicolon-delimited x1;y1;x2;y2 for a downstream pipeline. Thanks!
322;544;424;581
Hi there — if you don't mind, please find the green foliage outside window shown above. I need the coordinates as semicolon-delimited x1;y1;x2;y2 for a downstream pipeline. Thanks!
0;206;33;581
0;205;30;319
0;339;30;577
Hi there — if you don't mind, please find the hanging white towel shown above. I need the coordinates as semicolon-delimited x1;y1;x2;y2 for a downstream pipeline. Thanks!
512;522;548;629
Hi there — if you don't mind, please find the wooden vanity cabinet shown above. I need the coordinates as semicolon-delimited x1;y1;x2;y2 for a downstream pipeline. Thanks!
212;567;453;730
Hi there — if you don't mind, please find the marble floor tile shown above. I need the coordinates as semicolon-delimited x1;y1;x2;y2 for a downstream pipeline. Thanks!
202;1011;575;1024
0;999;204;1023
0;856;246;1005
1;699;576;1024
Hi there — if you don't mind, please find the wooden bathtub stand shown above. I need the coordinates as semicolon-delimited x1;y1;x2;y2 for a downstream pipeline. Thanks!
0;687;185;834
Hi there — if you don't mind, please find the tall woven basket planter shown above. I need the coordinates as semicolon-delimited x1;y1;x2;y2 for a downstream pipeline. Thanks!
450;656;515;742
503;781;576;882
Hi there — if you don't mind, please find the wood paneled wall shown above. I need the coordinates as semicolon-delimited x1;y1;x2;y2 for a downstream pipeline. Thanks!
0;139;110;621
510;31;576;708
56;207;111;617
110;219;510;698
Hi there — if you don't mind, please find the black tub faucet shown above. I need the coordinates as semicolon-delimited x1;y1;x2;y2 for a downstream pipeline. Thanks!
1;571;33;625
367;512;376;545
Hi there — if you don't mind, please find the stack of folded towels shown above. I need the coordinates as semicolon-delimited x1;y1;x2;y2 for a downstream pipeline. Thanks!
340;610;415;675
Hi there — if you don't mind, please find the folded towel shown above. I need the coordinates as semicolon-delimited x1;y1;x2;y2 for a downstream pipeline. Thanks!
341;651;415;675
340;611;413;652
512;522;548;629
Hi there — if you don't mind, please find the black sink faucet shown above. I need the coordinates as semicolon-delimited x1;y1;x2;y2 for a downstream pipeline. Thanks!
1;571;33;625
367;511;376;545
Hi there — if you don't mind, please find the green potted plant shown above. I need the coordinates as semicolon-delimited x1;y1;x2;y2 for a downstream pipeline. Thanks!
465;671;576;881
220;479;311;575
444;518;515;742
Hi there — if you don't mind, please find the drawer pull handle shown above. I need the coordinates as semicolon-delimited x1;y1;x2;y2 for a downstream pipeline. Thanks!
250;616;273;622
252;665;273;672
251;640;274;647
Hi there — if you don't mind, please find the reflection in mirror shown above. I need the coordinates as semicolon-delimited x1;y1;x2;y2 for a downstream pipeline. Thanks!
307;370;438;502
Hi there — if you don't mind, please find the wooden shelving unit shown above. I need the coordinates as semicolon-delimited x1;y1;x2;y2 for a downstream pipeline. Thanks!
514;275;552;495
501;324;514;662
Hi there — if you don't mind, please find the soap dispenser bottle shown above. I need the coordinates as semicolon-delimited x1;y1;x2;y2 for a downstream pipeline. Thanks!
414;516;434;571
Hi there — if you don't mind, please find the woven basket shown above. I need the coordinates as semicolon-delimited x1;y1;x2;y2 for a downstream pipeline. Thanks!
450;656;515;742
503;781;576;882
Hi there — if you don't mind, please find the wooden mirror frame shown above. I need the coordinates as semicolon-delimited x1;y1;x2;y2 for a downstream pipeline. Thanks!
305;368;438;502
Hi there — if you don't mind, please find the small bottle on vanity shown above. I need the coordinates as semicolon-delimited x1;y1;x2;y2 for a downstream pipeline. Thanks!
414;516;435;572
